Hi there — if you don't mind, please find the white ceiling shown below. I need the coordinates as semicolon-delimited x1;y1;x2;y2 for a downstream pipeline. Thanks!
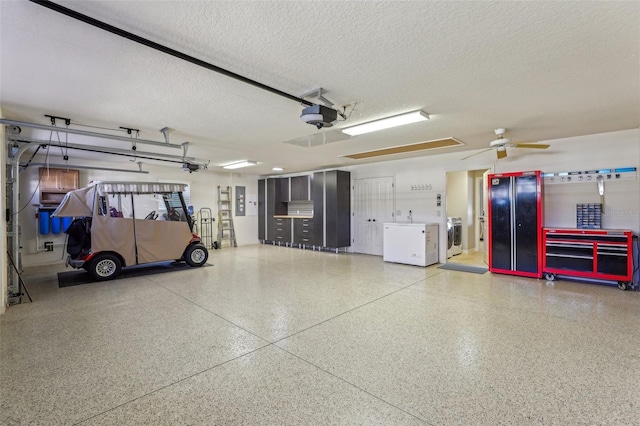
1;1;638;175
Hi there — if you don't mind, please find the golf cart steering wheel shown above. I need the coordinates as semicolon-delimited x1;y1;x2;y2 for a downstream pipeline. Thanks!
168;209;181;221
145;210;157;220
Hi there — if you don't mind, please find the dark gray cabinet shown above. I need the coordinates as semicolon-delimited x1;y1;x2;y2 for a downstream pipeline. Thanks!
324;170;351;249
312;172;324;245
258;179;265;240
290;175;311;201
259;170;350;251
278;177;290;202
266;178;287;216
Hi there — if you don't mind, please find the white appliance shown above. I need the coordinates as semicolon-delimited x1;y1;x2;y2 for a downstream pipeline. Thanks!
383;223;439;267
447;217;463;258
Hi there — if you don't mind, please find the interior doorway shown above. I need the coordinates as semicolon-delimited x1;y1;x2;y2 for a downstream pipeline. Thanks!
445;168;490;267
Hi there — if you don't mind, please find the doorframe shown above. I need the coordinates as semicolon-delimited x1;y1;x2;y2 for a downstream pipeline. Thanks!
443;165;494;264
350;174;396;255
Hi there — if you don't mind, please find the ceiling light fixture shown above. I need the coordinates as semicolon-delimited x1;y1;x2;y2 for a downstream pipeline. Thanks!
272;167;284;171
341;110;430;136
222;160;258;170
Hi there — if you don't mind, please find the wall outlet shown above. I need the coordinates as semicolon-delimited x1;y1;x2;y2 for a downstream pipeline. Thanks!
396;210;401;216
436;210;441;217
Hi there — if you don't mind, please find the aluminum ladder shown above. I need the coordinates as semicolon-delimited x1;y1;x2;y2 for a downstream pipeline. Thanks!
217;186;237;248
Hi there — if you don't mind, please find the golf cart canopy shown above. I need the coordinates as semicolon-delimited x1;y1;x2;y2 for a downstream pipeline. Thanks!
52;181;188;217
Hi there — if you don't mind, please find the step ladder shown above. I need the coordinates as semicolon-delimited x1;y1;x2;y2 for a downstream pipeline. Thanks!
217;186;237;248
198;207;215;249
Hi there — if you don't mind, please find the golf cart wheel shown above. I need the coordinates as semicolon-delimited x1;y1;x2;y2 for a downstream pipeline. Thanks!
88;253;122;281
184;244;208;267
617;281;628;291
544;272;556;281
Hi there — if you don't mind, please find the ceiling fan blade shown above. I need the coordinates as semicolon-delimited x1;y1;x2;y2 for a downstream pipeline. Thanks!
497;149;508;159
512;143;550;149
461;148;492;160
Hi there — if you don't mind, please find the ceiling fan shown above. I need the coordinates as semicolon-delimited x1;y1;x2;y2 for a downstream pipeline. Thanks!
463;128;550;160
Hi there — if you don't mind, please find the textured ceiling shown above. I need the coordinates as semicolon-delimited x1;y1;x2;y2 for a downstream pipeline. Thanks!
1;1;638;175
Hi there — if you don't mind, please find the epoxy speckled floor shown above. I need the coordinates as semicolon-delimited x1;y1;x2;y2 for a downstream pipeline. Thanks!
1;245;639;425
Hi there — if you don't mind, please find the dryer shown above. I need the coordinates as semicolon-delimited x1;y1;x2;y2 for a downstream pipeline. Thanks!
447;217;462;257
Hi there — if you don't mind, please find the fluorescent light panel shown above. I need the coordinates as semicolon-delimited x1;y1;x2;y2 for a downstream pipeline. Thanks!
222;160;257;169
342;110;429;136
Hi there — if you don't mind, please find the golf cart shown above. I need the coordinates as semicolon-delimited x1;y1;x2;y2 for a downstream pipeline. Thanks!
53;181;208;281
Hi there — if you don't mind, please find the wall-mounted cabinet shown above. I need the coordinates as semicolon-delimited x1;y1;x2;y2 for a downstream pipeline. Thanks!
266;178;287;216
290;175;311;201
39;167;79;205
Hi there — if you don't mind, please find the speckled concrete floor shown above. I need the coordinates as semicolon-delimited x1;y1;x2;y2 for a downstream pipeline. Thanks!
1;245;639;425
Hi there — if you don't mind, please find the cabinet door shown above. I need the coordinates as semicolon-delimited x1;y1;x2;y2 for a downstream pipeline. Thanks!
325;170;351;248
514;175;539;273
489;176;512;271
312;172;324;246
278;178;290;202
267;178;287;216
258;179;265;240
40;168;78;190
290;176;310;201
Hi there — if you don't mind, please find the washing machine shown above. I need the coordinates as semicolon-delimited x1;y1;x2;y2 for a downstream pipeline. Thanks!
447;217;462;257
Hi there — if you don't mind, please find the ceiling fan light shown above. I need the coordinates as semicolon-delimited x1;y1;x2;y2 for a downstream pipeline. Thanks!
342;110;429;136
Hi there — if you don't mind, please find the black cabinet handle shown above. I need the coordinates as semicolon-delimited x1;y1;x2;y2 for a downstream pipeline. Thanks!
372;219;376;222
367;219;372;222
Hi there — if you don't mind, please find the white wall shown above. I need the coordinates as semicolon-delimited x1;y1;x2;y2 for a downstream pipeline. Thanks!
346;128;640;262
18;156;259;267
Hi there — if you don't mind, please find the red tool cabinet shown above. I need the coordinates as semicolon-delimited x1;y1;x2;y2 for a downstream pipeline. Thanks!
542;228;634;290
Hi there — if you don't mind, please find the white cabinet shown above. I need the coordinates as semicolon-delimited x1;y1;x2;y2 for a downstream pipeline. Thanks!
383;223;439;267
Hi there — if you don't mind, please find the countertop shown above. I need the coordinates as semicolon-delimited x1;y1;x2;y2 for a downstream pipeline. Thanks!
273;215;314;219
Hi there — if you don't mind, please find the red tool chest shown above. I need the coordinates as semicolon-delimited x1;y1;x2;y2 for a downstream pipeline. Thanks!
542;228;634;290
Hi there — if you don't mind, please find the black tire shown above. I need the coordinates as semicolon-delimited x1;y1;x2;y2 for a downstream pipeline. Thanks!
184;244;208;267
88;253;122;281
618;281;628;291
544;272;556;281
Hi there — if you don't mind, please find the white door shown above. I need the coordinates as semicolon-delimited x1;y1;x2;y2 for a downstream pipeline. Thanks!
353;176;394;255
482;169;490;265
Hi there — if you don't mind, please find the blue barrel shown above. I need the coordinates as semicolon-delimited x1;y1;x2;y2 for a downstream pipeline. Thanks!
62;217;73;232
39;210;50;234
51;217;62;234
